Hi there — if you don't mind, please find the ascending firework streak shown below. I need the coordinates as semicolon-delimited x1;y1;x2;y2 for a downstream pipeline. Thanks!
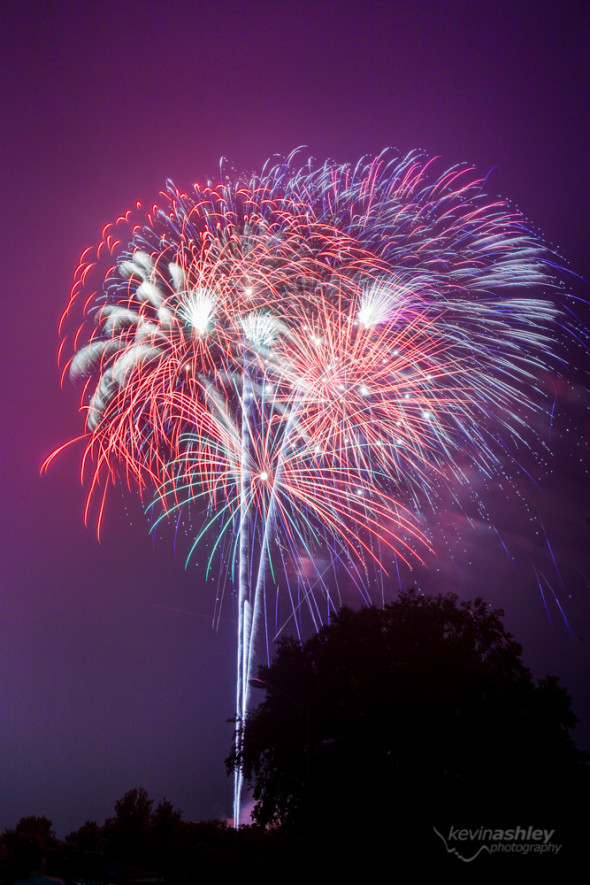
46;150;562;825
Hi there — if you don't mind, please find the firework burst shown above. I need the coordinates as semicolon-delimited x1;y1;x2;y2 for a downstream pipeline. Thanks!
46;149;563;824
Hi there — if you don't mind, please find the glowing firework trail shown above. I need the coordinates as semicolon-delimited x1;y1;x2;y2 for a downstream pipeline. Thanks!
46;150;562;824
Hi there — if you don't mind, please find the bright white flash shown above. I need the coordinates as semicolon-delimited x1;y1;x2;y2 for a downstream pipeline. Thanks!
180;290;215;336
358;284;399;327
240;312;283;347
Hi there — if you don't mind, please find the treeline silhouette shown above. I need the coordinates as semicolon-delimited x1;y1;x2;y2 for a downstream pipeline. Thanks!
2;591;587;880
0;793;297;884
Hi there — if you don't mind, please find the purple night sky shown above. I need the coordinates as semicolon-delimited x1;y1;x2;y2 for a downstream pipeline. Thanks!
1;0;589;836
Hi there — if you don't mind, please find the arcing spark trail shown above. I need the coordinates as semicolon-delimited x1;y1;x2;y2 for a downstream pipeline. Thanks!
46;149;566;823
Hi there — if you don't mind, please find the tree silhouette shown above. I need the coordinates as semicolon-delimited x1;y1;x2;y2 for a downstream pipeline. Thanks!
64;819;104;853
1;816;57;864
102;787;154;859
228;589;588;845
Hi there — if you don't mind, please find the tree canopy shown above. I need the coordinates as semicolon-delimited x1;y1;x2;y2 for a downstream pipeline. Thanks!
228;589;588;838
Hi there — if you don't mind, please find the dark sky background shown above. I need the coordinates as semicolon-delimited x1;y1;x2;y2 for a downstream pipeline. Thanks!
1;0;589;836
